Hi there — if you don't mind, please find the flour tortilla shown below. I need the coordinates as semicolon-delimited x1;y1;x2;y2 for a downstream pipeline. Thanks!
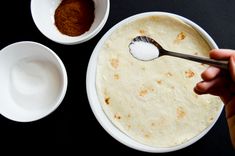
96;15;222;147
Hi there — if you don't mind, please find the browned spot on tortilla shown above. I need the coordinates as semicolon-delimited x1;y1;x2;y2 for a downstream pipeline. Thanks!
149;87;155;92
114;113;121;119
139;89;148;97
104;97;110;105
171;86;175;89
150;117;166;127
127;124;131;129
141;67;146;71
144;134;150;138
139;86;155;97
139;29;146;35
194;52;198;55
176;32;186;40
166;72;173;77
209;117;214;121
177;106;186;119
114;74;120;80
156;80;162;84
110;58;119;69
150;16;159;21
185;69;195;78
127;114;131;118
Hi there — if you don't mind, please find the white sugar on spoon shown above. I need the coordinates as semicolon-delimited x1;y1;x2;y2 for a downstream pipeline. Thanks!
129;40;159;61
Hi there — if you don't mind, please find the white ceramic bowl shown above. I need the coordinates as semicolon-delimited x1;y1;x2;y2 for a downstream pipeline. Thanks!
31;0;110;45
0;41;67;122
86;12;223;153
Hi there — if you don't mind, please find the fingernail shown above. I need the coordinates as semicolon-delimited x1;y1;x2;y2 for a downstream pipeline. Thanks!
229;55;235;81
229;56;234;67
194;86;204;95
230;55;235;68
195;82;205;92
207;66;214;72
232;55;235;62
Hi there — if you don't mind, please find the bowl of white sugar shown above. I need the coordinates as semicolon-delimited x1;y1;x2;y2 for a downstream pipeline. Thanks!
0;41;67;122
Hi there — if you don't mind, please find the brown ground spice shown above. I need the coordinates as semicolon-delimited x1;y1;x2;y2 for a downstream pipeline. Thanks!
54;0;95;36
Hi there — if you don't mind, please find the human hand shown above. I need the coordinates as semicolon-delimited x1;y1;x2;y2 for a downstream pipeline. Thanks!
194;49;235;148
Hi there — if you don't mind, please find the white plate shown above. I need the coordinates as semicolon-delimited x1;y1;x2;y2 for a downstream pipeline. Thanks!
86;12;223;153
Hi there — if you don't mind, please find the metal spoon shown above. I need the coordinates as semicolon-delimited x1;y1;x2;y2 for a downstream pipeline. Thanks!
129;36;228;70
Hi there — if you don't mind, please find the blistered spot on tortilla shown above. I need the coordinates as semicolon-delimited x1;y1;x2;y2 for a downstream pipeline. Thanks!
127;124;131;129
114;113;121;119
151;122;155;127
194;52;198;55
139;29;146;35
156;80;162;84
149;86;155;92
185;69;195;78
176;32;186;40
150;16;159;21
104;96;110;105
209;117;214;121
114;73;120;80
171;86;175;89
165;72;173;77
176;106;186;119
127;114;131;118
139;86;155;97
110;58;119;69
139;89;148;97
144;134;150;138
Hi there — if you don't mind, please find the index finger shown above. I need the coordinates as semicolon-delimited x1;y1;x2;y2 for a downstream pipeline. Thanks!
210;49;235;60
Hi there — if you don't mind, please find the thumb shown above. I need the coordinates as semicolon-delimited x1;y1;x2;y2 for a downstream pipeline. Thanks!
229;55;235;82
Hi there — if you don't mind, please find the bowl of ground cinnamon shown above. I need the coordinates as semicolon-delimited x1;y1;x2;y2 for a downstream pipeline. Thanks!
31;0;110;45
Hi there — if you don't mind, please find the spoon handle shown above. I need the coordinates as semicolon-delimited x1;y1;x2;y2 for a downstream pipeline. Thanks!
162;50;228;70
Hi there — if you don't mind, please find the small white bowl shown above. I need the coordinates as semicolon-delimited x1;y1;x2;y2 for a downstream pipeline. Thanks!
0;41;67;122
86;12;223;153
31;0;110;45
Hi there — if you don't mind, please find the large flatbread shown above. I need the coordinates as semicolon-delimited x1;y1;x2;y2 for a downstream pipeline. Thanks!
96;15;222;147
